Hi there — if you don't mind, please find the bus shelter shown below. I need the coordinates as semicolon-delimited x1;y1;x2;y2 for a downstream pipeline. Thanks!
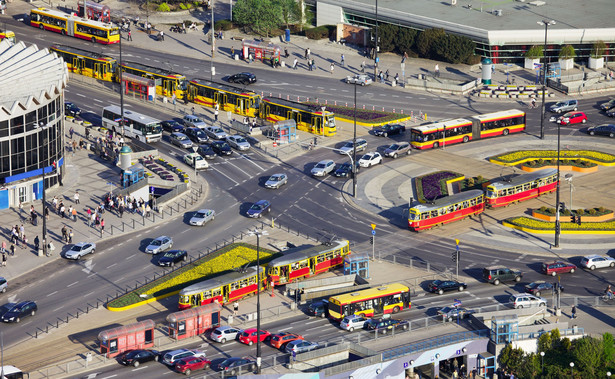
242;40;281;65
274;119;297;144
78;0;111;22
122;73;156;101
344;252;369;279
97;319;155;358
167;303;222;340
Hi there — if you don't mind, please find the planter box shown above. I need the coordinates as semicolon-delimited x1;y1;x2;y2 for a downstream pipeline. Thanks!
558;58;574;71
521;164;598;173
588;57;604;70
524;58;540;70
532;210;614;222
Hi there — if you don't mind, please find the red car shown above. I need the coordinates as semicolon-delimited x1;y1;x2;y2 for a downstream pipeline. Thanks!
541;261;576;276
175;356;211;375
270;332;303;349
557;111;587;125
238;328;271;346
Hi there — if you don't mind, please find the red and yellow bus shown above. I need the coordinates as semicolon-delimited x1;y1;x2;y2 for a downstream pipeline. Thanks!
178;266;265;310
187;79;260;117
50;44;117;82
485;168;558;208
410;109;526;150
260;98;337;136
328;283;411;321
408;189;485;231
30;8;119;44
267;240;350;286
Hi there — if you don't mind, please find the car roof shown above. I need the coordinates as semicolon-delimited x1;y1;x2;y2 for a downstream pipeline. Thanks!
216;325;239;331
155;236;170;240
318;159;334;164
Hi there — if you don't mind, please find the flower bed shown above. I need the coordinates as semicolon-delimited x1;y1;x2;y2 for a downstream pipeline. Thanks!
488;150;615;166
415;171;488;203
304;103;412;126
532;206;613;222
503;217;615;233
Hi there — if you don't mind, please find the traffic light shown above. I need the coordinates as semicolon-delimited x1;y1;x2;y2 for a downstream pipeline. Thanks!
369;237;373;245
570;214;576;223
452;252;457;262
577;216;582;225
559;202;566;211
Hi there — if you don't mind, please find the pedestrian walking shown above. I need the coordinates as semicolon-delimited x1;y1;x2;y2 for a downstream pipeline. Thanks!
44;206;50;220
160;30;164;41
191;106;195;115
231;46;235;58
330;62;334;75
304;48;308;60
1;253;6;267
0;241;5;255
434;64;440;77
34;235;40;252
71;207;77;222
22;234;27;249
91;212;96;228
62;226;68;243
214;109;219;122
571;305;577;319
68;229;73;244
127;30;132;41
292;350;296;363
360;60;365;73
394;73;399;85
74;191;80;204
293;58;298;70
69;126;74;139
285;47;289;58
233;301;239;316
341;54;345;66
306;48;310;60
385;69;390;81
100;218;105;233
9;243;15;257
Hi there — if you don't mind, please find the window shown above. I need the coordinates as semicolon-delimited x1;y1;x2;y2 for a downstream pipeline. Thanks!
10;115;24;135
25;111;37;132
0;120;8;138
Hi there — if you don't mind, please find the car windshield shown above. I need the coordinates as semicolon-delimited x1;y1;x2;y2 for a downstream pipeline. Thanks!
163;252;178;258
70;245;83;251
195;212;206;218
440;307;452;313
389;144;400;150
236;137;247;143
220;142;230;148
193;117;203;122
555;102;566;106
214;128;223;133
251;203;264;210
270;176;281;181
343;142;353;148
315;163;326;169
361;154;372;160
151;240;161;246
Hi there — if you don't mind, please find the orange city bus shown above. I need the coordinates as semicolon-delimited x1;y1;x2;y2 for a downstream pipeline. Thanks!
177;266;265;310
408;189;485;231
30;8;119;44
410;109;526;150
267;240;350;286
327;283;411;321
485;168;558;208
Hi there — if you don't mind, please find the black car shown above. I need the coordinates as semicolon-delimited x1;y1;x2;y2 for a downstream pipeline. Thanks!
587;124;615;138
364;318;409;334
600;99;615;111
118;349;159;367
210;140;233;156
307;300;328;318
64;101;81;116
217;357;256;375
184;127;209;143
333;162;359;178
162;120;185;133
373;124;405;137
228;72;257;85
1;300;37;323
428;279;467;295
157;250;188;267
524;281;562;297
197;144;217;160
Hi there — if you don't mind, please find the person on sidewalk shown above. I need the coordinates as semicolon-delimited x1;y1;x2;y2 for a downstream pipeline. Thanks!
360;61;365;73
434;64;440;77
231;46;235;58
571;305;577;319
385;69;390;81
293;58;298;70
9;243;15;257
214;109;219;122
233;301;239;316
284;47;289;58
330;62;334;75
1;252;6;267
306;48;310;60
127;30;132;41
34;235;40;252
22;234;27;249
71;207;77;222
69;127;74;139
159;30;164;41
68;229;74;244
340;54;345;67
100;218;105;234
62;226;68;243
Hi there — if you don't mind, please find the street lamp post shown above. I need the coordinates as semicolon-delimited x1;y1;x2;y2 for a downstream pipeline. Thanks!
565;173;573;211
251;228;267;374
119;28;125;139
352;83;357;197
540;351;545;376
569;362;574;378
191;146;198;183
210;0;215;81
538;20;555;140
373;0;378;81
554;115;562;248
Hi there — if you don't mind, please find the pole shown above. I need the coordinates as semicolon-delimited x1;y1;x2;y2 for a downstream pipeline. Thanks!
372;234;375;261
119;31;125;139
569;180;573;211
255;231;261;374
539;20;555;140
42;154;47;257
352;84;357;197
555;121;561;248
373;0;378;81
456;249;459;280
210;0;215;81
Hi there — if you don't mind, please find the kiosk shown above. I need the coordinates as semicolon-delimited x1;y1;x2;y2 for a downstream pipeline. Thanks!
122;163;145;188
167;303;222;340
78;0;111;22
122;73;156;101
343;252;369;279
242;40;281;65
98;320;156;358
273;119;297;145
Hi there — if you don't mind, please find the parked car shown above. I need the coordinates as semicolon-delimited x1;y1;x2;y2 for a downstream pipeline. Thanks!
1;301;37;323
525;281;561;297
228;72;257;85
579;255;615;270
270;332;303;349
247;200;271;218
169;132;193;149
238;328;271;346
338;139;367;155
333;162;359;178
162;120;184;133
586;124;615;138
64;242;96;260
307;300;328;317
549;99;578;113
184;127;209;144
541;261;576;276
340;314;368;332
204;126;228;140
217;357;256;375
197;144;217;160
210;326;242;344
509;293;547;309
175;356;211;375
285;340;319;354
346;74;372;86
0;277;6;293
265;173;288;189
183;115;207;129
162;348;206;366
183;152;208;169
358;152;383;167
157;250;188;267
428;279;467;295
189;209;215;226
599;99;615;111
226;135;251;151
64;101;82;116
311;159;336;177
373;124;405;137
384;142;411;158
210;140;233;155
118;349;159;367
482;266;522;285
607;108;615;117
557;111;587;125
437;306;475;322
145;236;173;254
364;318;409;334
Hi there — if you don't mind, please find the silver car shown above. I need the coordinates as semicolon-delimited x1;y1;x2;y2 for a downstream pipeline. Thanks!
265;173;288;189
549;99;578;113
384;142;411;158
285;340;319;354
169;132;193;149
210;326;242;344
64;242;96;260
509;293;547;309
226;135;251;151
340;314;368;332
338;139;367;155
183;115;208;129
311;160;335;177
189;209;215;226
346;74;372;86
162;348;206;366
145;236;173;254
205;126;228;140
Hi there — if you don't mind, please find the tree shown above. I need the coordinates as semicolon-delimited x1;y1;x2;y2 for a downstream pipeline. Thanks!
559;45;576;59
525;45;544;59
498;344;525;374
396;27;417;56
416;28;445;59
433;33;475;64
233;0;281;37
573;337;602;377
591;40;607;58
377;24;398;53
276;0;299;29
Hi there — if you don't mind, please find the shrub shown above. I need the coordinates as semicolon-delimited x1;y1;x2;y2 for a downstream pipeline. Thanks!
538;158;544;165
591;40;606;58
476;175;484;182
546;208;555;215
179;3;192;9
215;19;233;31
562;209;571;216
539;206;548;212
576;209;585;215
157;2;171;12
588;208;597;215
559;45;576;59
525;45;543;59
598;206;606;213
466;55;482;65
467;177;475;187
305;25;332;40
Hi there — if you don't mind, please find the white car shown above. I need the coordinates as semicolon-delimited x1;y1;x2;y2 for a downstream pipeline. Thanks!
210;326;242;344
311;160;335;177
340;314;368;332
64;242;96;260
183;152;209;169
189;209;215;226
145;236;173;254
162;349;206;366
358;152;383;167
204;126;228;140
579;255;615;270
226;135;251;151
509;293;547;309
346;74;372;86
338;139;367;155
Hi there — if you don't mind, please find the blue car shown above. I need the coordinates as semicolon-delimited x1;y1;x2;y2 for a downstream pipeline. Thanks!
247;200;271;218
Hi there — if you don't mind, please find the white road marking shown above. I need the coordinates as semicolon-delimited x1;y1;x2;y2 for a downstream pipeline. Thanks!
77;93;87;98
240;154;266;171
107;263;117;269
83;291;95;298
211;166;239;185
126;254;136;260
67;281;79;287
101;375;117;379
47;291;58;297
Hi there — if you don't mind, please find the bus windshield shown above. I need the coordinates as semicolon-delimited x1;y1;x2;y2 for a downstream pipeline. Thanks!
328;302;341;316
147;122;163;134
109;27;119;36
178;78;188;90
410;129;425;142
327;116;336;128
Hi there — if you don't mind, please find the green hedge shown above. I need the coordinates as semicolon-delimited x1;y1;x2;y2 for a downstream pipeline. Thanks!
305;25;334;40
525;158;596;168
535;206;611;217
505;217;615;231
215;19;233;31
157;2;171;12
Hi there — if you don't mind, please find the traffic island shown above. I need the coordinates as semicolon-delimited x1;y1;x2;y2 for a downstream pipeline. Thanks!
502;215;615;234
488;149;615;168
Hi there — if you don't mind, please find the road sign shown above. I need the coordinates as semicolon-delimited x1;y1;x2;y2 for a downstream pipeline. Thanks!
453;299;462;307
371;223;376;230
534;63;542;69
372;230;376;235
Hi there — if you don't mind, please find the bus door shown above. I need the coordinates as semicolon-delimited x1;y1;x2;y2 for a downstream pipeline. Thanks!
373;298;384;313
309;257;316;274
314;116;323;135
279;265;289;284
222;285;230;302
471;119;481;140
236;98;246;115
72;57;85;75
66;19;75;37
163;79;174;97
189;84;198;102
94;62;105;79
220;93;228;109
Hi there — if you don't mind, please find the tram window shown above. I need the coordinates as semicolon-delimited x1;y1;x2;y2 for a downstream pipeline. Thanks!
230;282;240;290
462;201;469;208
239;278;248;288
298;260;309;269
470;198;477;206
248;276;256;285
447;206;454;213
212;289;221;297
430;211;438;218
523;183;530;191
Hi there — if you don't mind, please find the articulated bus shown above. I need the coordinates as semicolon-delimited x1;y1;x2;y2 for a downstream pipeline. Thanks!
485;168;558;208
267;240;350;286
408;189;485;231
260;98;337;136
187;79;260;117
121;61;187;98
328;283;411;321
410;109;526;149
178;266;265;310
101;105;163;143
30;8;119;44
51;44;116;82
